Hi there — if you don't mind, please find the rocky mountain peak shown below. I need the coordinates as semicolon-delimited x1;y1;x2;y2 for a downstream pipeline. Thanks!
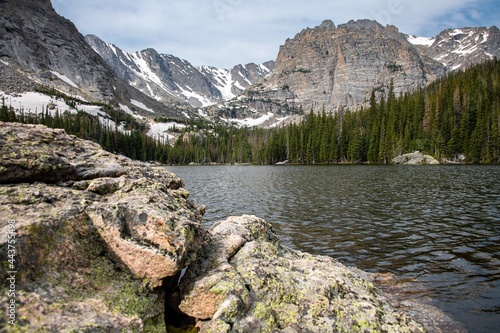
318;19;336;29
209;19;499;122
264;19;439;113
86;34;275;108
338;18;383;31
3;1;499;127
418;25;500;71
0;0;114;101
0;0;186;119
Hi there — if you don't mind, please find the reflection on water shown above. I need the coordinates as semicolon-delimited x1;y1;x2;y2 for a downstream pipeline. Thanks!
168;165;500;333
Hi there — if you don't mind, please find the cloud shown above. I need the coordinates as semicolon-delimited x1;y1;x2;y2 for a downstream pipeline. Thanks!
51;0;499;68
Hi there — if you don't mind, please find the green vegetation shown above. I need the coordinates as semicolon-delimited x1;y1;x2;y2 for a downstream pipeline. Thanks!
2;59;499;164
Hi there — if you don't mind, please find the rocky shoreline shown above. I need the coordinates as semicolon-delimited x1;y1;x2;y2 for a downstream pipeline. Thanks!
1;122;456;332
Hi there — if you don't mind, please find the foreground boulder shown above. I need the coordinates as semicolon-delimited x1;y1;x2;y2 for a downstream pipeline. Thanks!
175;215;424;333
0;122;208;331
1;123;428;332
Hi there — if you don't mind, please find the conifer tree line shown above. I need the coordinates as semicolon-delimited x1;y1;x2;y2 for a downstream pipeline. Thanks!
1;59;499;164
175;59;500;164
0;99;173;162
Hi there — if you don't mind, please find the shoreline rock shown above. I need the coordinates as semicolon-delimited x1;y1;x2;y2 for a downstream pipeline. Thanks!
392;151;440;165
1;122;450;332
177;215;424;333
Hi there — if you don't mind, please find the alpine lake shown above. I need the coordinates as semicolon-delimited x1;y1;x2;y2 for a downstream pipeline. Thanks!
167;165;500;333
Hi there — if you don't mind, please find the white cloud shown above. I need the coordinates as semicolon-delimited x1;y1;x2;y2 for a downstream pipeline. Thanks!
51;0;499;68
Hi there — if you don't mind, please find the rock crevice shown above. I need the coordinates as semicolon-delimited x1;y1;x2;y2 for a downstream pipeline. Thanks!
177;215;424;333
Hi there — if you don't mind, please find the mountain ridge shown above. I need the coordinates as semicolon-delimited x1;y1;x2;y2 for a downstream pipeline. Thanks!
0;0;193;120
86;34;275;108
1;0;499;130
411;25;500;71
208;19;499;120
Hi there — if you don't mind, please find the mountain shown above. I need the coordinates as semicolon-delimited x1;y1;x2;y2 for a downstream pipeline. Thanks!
1;0;498;130
409;26;500;71
207;20;499;121
85;34;274;108
0;0;191;119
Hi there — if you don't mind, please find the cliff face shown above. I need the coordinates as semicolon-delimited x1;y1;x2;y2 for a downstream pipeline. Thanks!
0;0;189;118
0;0;116;101
287;20;440;111
210;20;499;122
256;20;443;113
0;122;438;332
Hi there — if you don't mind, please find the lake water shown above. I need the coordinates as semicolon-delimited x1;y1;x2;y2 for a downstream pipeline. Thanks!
167;165;500;333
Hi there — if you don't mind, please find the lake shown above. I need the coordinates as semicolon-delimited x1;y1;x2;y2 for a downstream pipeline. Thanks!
167;165;500;333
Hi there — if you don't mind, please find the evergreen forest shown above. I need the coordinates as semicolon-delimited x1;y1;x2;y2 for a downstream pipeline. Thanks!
2;59;499;165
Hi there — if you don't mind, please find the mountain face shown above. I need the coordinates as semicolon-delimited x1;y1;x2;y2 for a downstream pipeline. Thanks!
409;26;500;71
0;0;189;119
269;19;444;113
85;34;274;108
2;1;498;128
209;20;499;120
0;0;115;101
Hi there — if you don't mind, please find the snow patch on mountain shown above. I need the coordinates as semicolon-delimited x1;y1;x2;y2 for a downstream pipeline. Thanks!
1;91;125;131
226;112;274;127
146;121;186;144
131;99;155;113
2;91;74;115
176;84;214;107
407;35;434;46
119;104;144;119
199;66;234;100
129;52;165;88
426;27;500;70
86;34;275;109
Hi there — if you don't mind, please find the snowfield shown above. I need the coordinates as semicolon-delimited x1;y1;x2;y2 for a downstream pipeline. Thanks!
223;112;275;127
407;35;435;47
146;121;186;144
131;99;155;113
1;91;75;115
50;71;79;88
119;103;144;119
1;91;125;132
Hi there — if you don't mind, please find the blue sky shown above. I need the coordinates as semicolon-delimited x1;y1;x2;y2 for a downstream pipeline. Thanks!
51;0;499;68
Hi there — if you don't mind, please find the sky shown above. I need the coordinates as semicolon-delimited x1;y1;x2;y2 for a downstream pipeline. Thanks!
51;0;499;68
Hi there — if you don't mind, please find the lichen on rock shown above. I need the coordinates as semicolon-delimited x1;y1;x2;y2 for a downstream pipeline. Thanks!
177;215;425;333
0;122;209;332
